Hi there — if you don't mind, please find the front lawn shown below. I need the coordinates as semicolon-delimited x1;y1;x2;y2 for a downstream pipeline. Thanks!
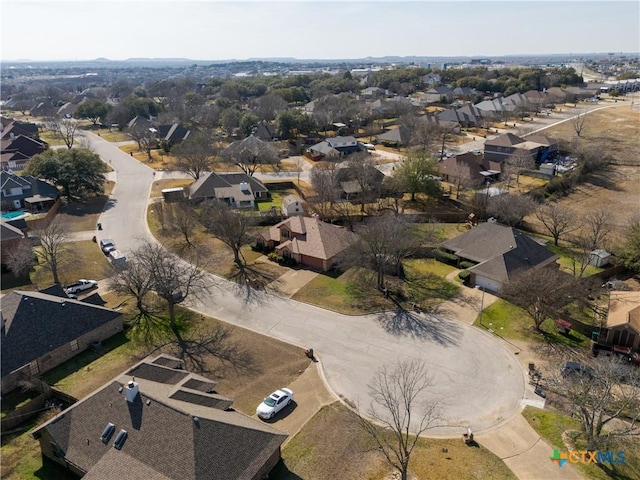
30;240;112;290
276;402;516;480
474;299;592;348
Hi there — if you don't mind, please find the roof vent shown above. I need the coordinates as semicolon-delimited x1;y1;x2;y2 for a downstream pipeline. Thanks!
193;416;200;426
101;422;115;443
124;379;139;403
146;399;151;406
113;429;128;450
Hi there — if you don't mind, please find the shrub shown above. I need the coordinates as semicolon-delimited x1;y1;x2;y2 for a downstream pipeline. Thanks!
433;248;459;266
459;261;475;269
267;252;279;262
458;270;471;281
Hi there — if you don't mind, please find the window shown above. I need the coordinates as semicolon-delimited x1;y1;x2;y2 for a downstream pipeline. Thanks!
281;229;290;238
29;361;39;375
70;339;79;351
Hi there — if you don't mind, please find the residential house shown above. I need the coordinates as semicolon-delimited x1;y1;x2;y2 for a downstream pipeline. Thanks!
253;121;278;141
189;171;269;208
157;123;190;145
127;115;152;131
483;133;524;162
424;86;455;104
331;161;385;201
0;134;48;171
1;289;124;394
307;136;360;160
422;73;442;86
361;87;386;99
603;291;640;350
439;152;502;188
0;171;60;212
256;216;358;271
526;134;558;161
440;222;559;292
30;354;288;480
377;125;411;147
56;102;77;118
453;87;478;101
0;120;39;141
282;194;304;217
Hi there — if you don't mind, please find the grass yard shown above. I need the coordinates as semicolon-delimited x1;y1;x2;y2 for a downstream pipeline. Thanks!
118;143;176;170
547;243;604;277
256;188;298;213
150;178;193;198
54;181;115;232
94;129;130;143
1;413;75;480
522;406;640;480
29;240;112;290
292;261;459;315
276;402;517;480
474;299;592;348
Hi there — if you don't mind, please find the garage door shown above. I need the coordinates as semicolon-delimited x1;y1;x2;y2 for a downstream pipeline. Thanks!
475;276;501;293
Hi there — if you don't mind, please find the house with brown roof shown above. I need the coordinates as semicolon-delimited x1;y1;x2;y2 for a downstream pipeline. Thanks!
256;216;358;271
439;152;502;188
31;354;288;480
1;289;123;394
604;291;640;350
440;222;559;292
0;134;48;171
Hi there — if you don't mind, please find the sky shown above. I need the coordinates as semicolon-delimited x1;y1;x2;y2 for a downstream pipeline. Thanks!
2;0;639;61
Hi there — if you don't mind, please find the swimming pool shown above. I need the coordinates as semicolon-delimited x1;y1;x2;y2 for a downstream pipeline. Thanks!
1;211;26;220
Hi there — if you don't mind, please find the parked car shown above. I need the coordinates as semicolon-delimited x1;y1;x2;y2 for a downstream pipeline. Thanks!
99;238;116;255
256;388;293;419
561;361;594;379
64;279;98;294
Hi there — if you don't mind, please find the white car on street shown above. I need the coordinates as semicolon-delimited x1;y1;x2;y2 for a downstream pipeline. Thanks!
256;388;293;419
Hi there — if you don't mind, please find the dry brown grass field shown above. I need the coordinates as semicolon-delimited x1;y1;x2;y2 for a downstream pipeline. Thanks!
527;104;640;236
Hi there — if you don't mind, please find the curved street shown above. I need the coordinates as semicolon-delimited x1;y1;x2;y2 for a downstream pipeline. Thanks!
87;132;526;436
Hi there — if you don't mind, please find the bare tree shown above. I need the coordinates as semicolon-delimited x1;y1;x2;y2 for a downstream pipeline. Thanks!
200;201;254;266
172;131;220;180
126;124;155;160
342;215;417;291
108;254;156;317
164;202;199;248
347;153;384;212
505;150;535;186
535;203;577;246
134;241;211;336
221;136;279;176
571;107;587;137
4;238;35;278
568;208;613;277
355;359;441;480
33;218;69;284
502;267;584;331
49;118;80;149
310;162;340;218
555;358;640;451
486;194;537;227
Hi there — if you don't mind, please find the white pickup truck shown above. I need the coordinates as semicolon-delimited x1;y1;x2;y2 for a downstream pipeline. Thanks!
65;279;98;294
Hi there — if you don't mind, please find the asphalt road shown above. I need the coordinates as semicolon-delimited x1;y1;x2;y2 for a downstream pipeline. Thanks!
86;132;526;436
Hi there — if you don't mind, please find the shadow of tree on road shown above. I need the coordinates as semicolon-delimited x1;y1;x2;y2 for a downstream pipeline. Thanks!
375;298;462;346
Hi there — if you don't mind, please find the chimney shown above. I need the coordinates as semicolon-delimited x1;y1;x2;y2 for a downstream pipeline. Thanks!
124;378;139;403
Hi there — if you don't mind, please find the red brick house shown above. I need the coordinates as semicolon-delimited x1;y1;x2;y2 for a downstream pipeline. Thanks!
257;216;358;271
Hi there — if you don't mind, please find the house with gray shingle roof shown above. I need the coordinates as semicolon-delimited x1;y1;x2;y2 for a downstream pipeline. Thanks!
189;171;268;208
1;289;123;394
0;171;60;212
257;216;358;271
440;222;559;292
31;354;287;480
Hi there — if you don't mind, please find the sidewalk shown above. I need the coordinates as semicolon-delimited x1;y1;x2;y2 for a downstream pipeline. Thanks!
441;271;584;479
